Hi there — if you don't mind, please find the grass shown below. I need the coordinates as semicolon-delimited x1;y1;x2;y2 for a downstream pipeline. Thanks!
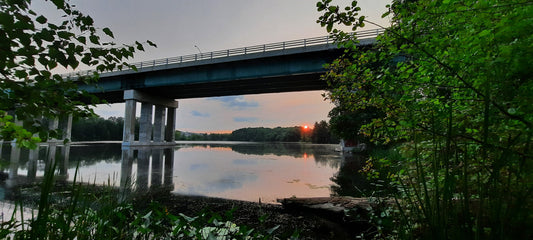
360;116;533;239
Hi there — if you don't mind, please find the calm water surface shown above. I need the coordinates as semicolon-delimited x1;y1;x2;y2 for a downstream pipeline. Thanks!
0;141;347;203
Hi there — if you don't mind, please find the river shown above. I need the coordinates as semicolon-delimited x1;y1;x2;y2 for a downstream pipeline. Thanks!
0;141;359;204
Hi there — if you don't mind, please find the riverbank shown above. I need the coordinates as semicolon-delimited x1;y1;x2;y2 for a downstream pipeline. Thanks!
133;192;376;240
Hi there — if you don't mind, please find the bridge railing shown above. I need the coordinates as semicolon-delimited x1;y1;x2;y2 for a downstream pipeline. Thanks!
65;28;384;77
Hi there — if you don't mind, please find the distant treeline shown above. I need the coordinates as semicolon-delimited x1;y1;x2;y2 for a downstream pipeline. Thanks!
176;121;339;144
72;116;126;141
72;116;339;144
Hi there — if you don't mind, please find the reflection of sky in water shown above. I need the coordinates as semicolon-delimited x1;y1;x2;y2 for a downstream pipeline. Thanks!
183;171;258;195
2;142;342;203
189;163;209;171
232;159;258;165
170;144;341;203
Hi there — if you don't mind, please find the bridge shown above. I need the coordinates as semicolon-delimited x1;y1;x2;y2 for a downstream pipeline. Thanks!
68;29;384;147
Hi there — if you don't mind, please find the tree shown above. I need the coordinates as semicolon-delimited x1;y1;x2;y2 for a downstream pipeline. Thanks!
0;0;154;148
318;0;532;238
311;120;334;144
71;116;124;141
328;105;382;146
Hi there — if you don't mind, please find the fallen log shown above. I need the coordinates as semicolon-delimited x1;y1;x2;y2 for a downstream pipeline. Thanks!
277;196;381;225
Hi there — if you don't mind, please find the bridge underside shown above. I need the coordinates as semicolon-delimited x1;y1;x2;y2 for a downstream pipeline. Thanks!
74;45;347;147
92;72;326;102
84;46;342;103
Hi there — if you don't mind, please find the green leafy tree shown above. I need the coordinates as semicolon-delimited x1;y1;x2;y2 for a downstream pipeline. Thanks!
318;0;532;238
0;0;154;147
311;120;337;144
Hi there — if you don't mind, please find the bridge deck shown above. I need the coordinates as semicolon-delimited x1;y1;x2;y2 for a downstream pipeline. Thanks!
74;30;382;102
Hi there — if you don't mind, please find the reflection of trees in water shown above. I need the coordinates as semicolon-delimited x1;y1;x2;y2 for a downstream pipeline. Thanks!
330;154;383;198
230;143;309;157
0;143;122;171
231;143;342;168
69;144;122;166
176;142;343;169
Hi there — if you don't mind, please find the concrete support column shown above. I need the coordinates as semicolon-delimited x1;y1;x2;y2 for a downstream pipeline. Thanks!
62;114;73;142
163;148;174;190
119;148;134;200
123;90;178;146
165;107;176;142
139;102;153;142
60;144;70;176
151;149;163;188
27;147;38;181
137;149;150;191
46;143;57;171
123;99;137;145
8;143;21;181
153;105;166;142
49;118;59;140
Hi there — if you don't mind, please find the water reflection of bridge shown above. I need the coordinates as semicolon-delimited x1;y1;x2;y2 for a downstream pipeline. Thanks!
120;147;175;194
0;143;176;201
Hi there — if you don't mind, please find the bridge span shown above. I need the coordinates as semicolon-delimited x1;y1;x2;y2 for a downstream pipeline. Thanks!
68;29;383;146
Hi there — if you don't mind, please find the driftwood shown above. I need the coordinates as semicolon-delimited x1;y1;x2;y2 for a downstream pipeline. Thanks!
277;197;381;225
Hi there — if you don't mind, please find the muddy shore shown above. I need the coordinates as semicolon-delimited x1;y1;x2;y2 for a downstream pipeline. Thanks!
133;192;375;240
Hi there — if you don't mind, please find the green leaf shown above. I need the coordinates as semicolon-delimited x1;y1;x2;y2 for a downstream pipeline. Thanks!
40;29;55;42
77;36;86;44
89;35;99;44
57;31;74;39
102;27;114;38
47;61;58;69
478;29;490;37
135;41;144;51
147;40;157;47
15;70;28;79
36;15;47;24
68;56;79;69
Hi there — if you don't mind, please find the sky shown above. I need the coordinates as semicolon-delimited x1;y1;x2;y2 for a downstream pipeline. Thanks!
38;0;391;133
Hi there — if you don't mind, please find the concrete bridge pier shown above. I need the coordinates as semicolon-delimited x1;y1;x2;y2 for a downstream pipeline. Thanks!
163;148;174;190
46;113;73;143
122;90;178;147
119;147;134;200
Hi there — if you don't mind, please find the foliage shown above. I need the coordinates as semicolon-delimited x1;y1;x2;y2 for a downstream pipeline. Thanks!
0;112;40;148
311;120;338;144
175;131;231;141
231;127;302;142
328;106;383;146
0;0;154;147
318;0;533;239
71;116;124;141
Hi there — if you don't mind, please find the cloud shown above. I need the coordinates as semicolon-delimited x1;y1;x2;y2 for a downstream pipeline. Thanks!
191;110;210;118
233;117;258;123
208;96;259;110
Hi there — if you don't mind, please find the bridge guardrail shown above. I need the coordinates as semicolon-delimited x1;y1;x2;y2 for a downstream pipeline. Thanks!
65;28;384;77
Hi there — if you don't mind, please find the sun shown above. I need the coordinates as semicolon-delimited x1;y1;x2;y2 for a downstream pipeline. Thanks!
303;125;309;129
